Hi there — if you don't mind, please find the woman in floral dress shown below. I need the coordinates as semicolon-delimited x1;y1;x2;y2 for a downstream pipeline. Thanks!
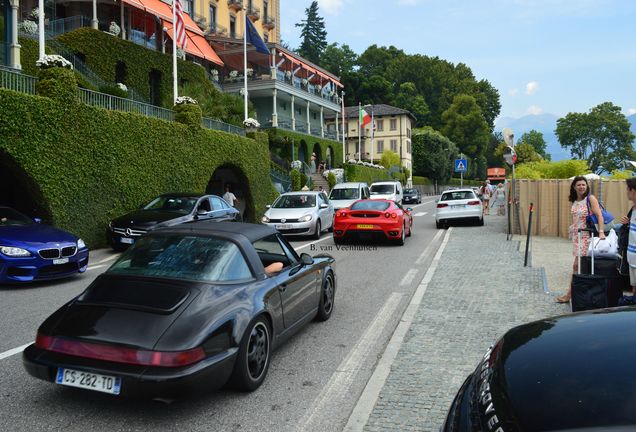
556;176;606;303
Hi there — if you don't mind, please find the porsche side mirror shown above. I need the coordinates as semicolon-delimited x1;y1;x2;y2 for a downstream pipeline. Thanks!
300;253;314;266
33;217;42;224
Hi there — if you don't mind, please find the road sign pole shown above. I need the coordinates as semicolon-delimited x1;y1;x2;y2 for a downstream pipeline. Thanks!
460;170;463;188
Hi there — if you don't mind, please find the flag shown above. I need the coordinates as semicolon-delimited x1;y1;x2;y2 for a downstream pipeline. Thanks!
174;0;187;49
245;15;269;55
359;108;371;128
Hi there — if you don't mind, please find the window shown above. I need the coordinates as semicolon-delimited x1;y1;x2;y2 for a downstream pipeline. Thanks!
376;119;384;131
229;15;236;38
377;140;384;153
210;197;225;210
185;0;193;15
361;142;366;155
264;0;269;17
115;61;127;84
407;142;411;154
407;128;411;138
391;139;397;152
209;4;217;28
252;235;298;270
390;119;397;131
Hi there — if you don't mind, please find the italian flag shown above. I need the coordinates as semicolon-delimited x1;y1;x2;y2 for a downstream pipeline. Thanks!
359;107;371;128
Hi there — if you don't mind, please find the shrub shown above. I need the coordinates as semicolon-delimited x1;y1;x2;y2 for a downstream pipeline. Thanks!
345;163;392;184
36;67;78;104
412;176;432;185
327;172;336;189
300;172;308;188
174;103;203;127
290;169;301;191
98;84;128;98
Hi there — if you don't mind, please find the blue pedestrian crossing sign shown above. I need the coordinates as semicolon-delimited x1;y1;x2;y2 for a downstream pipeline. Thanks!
454;159;468;173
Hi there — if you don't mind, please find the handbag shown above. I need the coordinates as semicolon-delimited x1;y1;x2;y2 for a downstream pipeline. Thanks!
588;228;618;258
586;195;614;226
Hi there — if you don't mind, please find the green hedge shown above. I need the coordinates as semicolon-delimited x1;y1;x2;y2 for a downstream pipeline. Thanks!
0;88;274;247
449;178;481;186
344;163;392;184
412;176;432;185
267;128;343;169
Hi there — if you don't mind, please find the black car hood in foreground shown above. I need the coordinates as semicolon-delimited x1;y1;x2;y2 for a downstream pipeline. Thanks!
111;209;189;229
453;308;636;431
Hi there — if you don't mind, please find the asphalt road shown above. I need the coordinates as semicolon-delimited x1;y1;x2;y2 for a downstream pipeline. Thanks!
0;198;443;432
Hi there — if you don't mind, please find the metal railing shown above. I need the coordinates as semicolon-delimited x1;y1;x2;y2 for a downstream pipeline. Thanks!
270;169;291;194
0;66;36;94
202;117;245;135
228;0;243;9
79;88;175;121
247;5;261;19
207;23;228;36
263;16;276;28
47;16;89;37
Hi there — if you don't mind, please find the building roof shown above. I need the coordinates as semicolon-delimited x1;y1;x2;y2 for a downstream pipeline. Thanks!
324;104;416;122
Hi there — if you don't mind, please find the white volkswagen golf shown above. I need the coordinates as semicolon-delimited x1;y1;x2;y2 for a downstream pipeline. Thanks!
435;188;484;228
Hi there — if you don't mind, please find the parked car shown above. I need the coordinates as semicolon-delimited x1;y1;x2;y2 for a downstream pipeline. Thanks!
435;189;483;228
262;191;333;239
328;182;370;211
333;199;412;245
442;307;636;431
0;206;89;284
403;188;422;204
107;193;239;251
370;181;403;204
23;221;336;398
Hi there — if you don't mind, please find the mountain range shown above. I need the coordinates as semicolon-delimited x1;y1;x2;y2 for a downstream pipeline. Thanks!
495;114;636;161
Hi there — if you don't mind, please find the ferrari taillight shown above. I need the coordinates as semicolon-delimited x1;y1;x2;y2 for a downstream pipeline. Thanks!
339;211;347;217
35;333;205;367
385;212;391;218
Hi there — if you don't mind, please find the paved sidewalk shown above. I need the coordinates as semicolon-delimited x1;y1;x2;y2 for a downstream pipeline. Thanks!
356;215;570;431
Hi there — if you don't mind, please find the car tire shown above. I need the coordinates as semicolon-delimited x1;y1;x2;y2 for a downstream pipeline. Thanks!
313;220;321;239
478;217;484;226
436;220;443;229
396;223;406;245
315;272;335;322
230;316;271;392
235;213;243;222
407;220;412;237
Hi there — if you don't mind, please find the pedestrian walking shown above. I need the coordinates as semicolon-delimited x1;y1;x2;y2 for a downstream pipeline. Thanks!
618;178;636;294
491;183;506;215
223;185;239;208
480;182;492;215
556;176;606;303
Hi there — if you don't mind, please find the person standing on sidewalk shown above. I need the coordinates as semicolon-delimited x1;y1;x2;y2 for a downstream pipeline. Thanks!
480;181;492;215
556;176;606;303
618;178;636;294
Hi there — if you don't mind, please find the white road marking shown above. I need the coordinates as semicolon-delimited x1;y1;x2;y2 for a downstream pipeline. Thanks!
299;292;404;432
344;228;453;431
87;264;108;271
399;269;418;286
415;229;445;264
295;235;333;251
0;343;32;361
413;212;428;217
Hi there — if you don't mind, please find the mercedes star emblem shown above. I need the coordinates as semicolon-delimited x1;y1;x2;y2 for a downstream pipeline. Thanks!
125;228;133;236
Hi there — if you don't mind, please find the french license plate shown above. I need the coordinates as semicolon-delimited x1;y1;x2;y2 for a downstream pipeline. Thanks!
276;224;292;230
52;258;69;265
120;237;134;244
451;205;465;209
56;367;121;395
357;224;374;229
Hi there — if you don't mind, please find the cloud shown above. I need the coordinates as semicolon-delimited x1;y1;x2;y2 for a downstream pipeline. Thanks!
525;81;539;95
318;0;345;15
508;88;519;97
628;108;636;115
526;105;543;115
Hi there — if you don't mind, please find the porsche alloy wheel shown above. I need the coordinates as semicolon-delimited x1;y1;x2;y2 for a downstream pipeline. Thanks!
231;317;271;391
316;272;335;321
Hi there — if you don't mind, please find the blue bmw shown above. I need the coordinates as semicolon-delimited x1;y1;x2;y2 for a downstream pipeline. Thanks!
0;207;89;284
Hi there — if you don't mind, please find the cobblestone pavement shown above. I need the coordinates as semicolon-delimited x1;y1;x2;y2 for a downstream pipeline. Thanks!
362;215;570;431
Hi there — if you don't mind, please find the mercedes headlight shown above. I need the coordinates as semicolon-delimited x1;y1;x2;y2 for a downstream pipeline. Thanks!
262;216;270;223
299;214;313;222
0;246;31;257
77;239;86;249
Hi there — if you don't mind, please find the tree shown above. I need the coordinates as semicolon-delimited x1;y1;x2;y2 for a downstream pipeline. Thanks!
485;132;505;168
494;142;541;165
518;130;550;160
380;150;400;169
440;94;490;158
411;127;458;182
555;102;635;172
320;43;358;77
295;1;327;65
393;82;429;126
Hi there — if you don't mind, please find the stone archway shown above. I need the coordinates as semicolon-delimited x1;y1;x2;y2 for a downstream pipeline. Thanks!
206;164;254;222
0;149;51;221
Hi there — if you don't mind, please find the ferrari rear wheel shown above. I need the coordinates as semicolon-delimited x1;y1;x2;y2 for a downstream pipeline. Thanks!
406;220;412;237
396;223;406;245
231;316;271;392
316;272;335;322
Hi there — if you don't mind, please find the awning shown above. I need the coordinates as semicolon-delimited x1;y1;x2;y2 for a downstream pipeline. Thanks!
164;22;224;66
122;0;145;10
128;0;203;35
281;52;342;87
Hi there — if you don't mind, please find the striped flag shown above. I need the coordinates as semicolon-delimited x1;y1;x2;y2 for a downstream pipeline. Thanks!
174;0;188;49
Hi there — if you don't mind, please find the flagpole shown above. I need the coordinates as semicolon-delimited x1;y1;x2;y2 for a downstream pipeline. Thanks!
358;102;361;163
38;0;44;59
243;11;248;122
172;0;177;105
341;91;346;165
370;108;374;163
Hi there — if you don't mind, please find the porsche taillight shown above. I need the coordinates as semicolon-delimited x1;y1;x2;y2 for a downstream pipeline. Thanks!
35;333;205;367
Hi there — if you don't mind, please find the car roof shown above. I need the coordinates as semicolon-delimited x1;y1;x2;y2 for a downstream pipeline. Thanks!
159;221;277;243
371;181;400;185
158;192;207;199
442;188;474;193
332;182;367;188
280;191;322;196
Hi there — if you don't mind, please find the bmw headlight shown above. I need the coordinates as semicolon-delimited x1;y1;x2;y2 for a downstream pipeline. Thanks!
299;214;313;222
262;216;270;223
0;246;31;257
77;239;86;249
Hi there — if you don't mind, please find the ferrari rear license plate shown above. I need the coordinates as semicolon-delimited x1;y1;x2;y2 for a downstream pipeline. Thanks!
276;224;292;230
120;237;134;244
56;367;121;395
53;258;69;265
357;224;374;229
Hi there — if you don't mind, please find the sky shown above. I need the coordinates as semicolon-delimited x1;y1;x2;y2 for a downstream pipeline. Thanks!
280;0;636;120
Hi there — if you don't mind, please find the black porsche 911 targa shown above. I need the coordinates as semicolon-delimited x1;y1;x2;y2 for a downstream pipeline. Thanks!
23;222;336;398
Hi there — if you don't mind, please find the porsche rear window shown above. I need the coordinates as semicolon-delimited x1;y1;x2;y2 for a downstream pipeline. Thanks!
107;234;252;282
441;191;475;201
351;201;391;211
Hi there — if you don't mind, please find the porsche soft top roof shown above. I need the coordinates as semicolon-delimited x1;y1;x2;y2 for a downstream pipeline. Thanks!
160;221;278;243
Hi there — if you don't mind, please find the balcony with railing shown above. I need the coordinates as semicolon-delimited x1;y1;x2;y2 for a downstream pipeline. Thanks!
273;72;339;105
247;5;261;21
47;16;90;37
207;22;228;36
263;16;276;29
228;0;243;12
0;66;37;94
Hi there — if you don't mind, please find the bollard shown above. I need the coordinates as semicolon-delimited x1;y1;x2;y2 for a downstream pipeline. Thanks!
524;202;534;266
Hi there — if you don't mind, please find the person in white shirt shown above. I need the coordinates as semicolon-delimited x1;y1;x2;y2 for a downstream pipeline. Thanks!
223;185;238;208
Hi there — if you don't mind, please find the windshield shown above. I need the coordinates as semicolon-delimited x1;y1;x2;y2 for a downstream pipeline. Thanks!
351;201;391;211
0;207;34;226
272;194;316;209
441;191;476;201
329;188;359;200
370;184;395;194
108;234;252;282
143;196;198;213
404;189;417;194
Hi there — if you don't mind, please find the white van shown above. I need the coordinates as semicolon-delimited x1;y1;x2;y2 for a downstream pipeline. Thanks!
370;181;403;204
328;182;370;211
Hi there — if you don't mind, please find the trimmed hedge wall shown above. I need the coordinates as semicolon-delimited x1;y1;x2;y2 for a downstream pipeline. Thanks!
344;164;392;184
267;128;343;169
0;88;276;247
412;176;432;185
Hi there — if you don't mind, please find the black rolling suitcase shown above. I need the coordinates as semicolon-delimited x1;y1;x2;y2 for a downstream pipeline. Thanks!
571;229;622;312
